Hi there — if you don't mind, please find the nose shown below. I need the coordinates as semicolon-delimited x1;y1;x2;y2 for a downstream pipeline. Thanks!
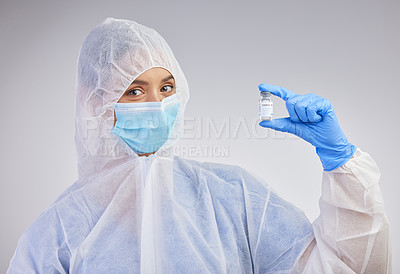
145;89;162;102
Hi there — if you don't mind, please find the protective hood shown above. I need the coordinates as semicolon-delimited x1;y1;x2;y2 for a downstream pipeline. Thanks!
75;18;189;178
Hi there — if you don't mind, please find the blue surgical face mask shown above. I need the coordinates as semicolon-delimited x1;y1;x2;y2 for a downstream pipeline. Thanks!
113;94;180;154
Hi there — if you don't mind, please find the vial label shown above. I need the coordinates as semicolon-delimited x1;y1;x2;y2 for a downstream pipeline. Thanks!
259;102;273;120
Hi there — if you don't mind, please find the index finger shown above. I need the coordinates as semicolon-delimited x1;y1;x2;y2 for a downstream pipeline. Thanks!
258;83;298;101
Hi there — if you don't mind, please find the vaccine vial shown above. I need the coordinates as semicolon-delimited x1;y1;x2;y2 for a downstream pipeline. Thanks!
259;91;273;121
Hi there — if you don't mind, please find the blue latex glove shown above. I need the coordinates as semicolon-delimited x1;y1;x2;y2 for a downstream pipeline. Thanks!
258;83;356;171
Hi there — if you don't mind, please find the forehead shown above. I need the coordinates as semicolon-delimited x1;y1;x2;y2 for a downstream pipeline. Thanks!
134;67;174;81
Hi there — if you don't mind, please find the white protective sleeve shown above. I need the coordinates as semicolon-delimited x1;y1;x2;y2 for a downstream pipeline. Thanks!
300;148;391;273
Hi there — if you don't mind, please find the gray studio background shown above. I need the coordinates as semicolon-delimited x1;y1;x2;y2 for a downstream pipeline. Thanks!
1;0;399;272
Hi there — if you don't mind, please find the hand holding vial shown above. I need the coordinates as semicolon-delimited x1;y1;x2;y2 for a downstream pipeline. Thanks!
258;83;356;171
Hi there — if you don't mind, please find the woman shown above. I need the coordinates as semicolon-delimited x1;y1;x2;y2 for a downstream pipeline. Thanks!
8;18;391;273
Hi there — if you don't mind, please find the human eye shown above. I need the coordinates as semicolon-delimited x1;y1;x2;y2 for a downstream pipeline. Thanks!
126;89;144;96
161;85;175;93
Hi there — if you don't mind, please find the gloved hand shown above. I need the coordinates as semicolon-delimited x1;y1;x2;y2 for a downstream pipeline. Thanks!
258;83;356;171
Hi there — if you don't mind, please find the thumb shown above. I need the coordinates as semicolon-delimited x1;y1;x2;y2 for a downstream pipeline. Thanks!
259;118;296;134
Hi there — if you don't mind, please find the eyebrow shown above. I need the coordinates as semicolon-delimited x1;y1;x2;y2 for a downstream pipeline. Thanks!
131;75;174;86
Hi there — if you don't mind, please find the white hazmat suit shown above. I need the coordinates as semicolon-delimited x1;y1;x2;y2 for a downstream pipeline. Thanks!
7;18;391;273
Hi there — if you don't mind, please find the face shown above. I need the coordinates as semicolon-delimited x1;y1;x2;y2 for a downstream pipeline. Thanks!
114;68;176;157
117;67;176;103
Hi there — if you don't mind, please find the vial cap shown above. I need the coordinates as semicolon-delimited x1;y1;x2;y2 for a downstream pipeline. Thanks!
260;91;271;96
